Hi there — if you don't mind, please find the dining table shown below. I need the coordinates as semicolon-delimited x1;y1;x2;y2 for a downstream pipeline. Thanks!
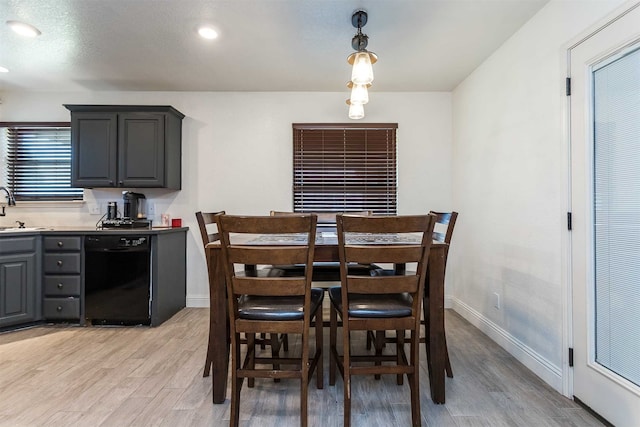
204;230;449;404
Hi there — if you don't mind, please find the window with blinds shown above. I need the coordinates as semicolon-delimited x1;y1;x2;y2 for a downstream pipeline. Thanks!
1;123;83;201
293;123;397;215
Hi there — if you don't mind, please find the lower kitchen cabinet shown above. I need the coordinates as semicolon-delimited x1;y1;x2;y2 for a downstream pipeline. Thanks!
42;235;82;322
0;228;186;331
0;236;41;329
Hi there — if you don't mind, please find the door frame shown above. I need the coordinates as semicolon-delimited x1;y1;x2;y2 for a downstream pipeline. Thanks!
562;0;640;400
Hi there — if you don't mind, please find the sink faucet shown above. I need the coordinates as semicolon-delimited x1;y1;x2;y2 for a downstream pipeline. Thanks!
0;186;16;216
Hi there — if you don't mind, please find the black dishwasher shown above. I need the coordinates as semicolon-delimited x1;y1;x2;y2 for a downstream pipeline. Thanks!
84;235;151;326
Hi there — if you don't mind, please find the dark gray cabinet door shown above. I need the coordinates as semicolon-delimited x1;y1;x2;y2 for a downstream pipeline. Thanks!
71;112;118;188
0;253;37;328
66;105;183;189
118;113;165;187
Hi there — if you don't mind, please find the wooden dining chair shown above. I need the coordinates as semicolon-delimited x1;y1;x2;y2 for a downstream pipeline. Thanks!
217;214;324;427
367;211;458;379
270;210;378;281
195;210;225;378
196;211;288;381
426;211;458;378
329;213;436;427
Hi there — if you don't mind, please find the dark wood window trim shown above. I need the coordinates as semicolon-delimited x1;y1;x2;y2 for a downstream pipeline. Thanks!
1;121;83;201
293;123;398;215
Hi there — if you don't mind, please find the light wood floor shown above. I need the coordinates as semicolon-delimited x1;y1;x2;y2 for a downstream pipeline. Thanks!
0;308;603;427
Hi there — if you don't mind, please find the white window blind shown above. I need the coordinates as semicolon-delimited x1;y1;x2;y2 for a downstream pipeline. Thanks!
593;46;640;386
293;123;397;215
2;123;83;201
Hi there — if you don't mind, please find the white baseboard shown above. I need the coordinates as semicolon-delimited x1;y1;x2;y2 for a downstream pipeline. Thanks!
186;295;209;308
451;297;563;393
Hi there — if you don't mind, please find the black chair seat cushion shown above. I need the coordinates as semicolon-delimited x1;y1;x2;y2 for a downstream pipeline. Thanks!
238;288;324;321
328;286;413;318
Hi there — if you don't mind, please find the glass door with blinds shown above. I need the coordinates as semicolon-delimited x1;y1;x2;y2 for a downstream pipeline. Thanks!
569;4;640;426
292;123;397;215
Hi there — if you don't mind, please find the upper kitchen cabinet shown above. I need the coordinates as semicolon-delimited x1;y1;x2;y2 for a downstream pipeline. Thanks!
65;105;185;189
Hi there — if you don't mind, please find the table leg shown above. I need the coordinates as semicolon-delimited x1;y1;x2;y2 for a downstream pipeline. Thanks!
427;245;446;404
208;246;230;404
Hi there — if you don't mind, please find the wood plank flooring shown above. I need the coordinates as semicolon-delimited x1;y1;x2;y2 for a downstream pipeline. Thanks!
0;308;603;427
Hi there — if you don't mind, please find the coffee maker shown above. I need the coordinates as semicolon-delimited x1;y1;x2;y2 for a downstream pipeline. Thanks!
100;192;151;229
123;191;147;219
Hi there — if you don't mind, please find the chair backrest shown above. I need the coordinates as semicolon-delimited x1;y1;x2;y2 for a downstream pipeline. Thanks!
270;210;372;224
429;211;458;244
217;214;318;318
336;214;436;315
195;211;225;248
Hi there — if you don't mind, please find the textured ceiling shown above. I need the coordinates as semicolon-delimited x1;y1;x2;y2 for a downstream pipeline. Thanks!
0;0;549;93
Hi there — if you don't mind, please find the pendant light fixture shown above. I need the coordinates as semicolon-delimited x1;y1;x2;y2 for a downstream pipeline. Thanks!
346;10;377;119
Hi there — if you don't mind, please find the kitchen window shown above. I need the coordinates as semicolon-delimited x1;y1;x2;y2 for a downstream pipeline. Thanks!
293;123;397;215
1;122;83;201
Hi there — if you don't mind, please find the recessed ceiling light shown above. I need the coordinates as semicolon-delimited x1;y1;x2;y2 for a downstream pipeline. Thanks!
6;20;41;37
0;66;8;73
198;26;218;40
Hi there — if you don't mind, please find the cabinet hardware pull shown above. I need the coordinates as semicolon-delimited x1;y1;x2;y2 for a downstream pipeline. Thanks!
57;260;63;267
56;306;63;312
57;283;64;289
57;241;63;247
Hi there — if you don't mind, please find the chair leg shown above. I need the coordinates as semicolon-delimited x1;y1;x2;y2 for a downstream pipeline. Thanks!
271;333;282;383
315;305;324;389
203;339;213;377
247;333;256;388
301;314;311;427
329;304;337;386
409;330;421;427
283;333;289;352
343;325;352;427
230;332;242;427
396;329;404;385
423;295;454;378
374;331;384;380
445;334;453;378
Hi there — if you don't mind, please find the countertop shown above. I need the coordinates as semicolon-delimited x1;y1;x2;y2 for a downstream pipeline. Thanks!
0;226;188;237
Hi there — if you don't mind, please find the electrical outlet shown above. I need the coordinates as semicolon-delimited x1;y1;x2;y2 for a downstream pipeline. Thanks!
147;202;156;216
88;203;101;215
493;292;501;310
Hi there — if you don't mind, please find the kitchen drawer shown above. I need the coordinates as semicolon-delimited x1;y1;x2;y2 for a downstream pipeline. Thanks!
44;253;81;274
0;236;37;254
44;275;81;296
43;297;80;320
44;236;82;251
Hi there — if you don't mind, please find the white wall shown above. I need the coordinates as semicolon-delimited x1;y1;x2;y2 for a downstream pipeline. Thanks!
0;91;452;306
450;0;626;393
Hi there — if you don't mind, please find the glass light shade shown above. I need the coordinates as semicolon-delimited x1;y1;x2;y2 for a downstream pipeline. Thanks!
350;83;369;105
351;52;374;85
348;102;365;120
